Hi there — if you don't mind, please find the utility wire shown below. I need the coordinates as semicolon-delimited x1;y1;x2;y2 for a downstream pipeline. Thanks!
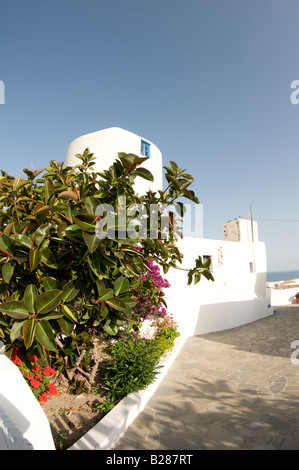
241;216;299;222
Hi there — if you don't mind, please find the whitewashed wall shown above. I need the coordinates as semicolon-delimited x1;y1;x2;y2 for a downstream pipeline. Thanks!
165;237;273;336
0;353;55;450
65;127;163;195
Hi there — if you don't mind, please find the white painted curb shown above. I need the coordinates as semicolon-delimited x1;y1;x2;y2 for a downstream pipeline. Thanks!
68;334;188;450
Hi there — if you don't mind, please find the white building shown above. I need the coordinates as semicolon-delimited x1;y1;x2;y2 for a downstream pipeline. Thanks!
165;220;272;336
65;127;273;335
65;127;163;195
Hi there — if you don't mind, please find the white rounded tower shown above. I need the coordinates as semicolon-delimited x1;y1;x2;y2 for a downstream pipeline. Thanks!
65;127;163;194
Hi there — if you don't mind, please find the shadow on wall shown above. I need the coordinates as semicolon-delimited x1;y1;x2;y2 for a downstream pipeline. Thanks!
0;392;32;450
254;272;267;298
194;298;272;336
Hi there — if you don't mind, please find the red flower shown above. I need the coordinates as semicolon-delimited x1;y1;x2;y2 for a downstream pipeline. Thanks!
48;384;57;396
12;356;22;366
27;355;38;362
26;373;34;381
39;392;48;405
36;373;42;381
43;367;56;377
12;348;21;358
31;365;39;373
30;379;40;389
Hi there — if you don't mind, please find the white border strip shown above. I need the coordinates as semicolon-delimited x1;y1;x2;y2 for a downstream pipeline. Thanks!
68;334;188;450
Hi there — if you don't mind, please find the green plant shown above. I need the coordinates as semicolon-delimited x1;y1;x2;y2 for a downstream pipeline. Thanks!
94;400;115;414
0;150;213;389
102;324;180;403
152;327;180;359
103;338;162;402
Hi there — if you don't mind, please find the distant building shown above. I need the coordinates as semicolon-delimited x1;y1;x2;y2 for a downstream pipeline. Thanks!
65;127;163;195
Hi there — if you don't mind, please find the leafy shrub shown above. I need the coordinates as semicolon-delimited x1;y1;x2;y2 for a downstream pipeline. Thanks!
103;338;162;402
103;324;180;403
0;150;213;390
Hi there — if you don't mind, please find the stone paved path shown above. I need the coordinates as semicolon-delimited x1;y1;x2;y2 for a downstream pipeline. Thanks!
114;307;299;450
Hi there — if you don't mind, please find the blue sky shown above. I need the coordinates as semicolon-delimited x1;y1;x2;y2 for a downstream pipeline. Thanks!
1;0;299;272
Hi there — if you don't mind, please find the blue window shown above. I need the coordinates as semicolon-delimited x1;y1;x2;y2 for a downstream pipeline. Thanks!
141;140;150;157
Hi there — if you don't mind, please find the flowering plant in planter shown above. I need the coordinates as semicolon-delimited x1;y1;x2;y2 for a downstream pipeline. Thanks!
0;150;213;393
10;347;57;405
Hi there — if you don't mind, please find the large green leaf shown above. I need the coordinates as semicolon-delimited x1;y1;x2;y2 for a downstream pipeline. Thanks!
23;284;38;313
41;249;58;269
0;301;29;319
62;281;80;303
63;224;82;241
61;304;79;323
29;249;42;271
132;167;154;182
35;320;57;351
42;277;61;291
33;223;51;248
23;319;36;349
0;234;14;256
58;317;75;336
105;297;126;311
87;252;102;278
59;190;78;200
84;196;100;216
73;214;95;233
2;262;14;284
96;281;114;301
10;320;25;342
11;234;33;250
82;231;100;253
35;289;63;315
113;276;130;296
102;320;118;336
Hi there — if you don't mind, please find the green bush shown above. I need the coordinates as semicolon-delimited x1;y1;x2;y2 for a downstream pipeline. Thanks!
103;326;180;403
103;338;162;402
0;150;213;389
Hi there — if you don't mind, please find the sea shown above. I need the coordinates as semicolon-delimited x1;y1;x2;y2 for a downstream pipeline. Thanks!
266;270;299;282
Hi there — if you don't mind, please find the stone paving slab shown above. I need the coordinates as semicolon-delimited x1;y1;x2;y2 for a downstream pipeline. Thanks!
114;307;299;450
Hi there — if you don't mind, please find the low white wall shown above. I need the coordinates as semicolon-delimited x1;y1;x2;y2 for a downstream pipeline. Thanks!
0;353;55;450
266;286;299;306
165;237;272;336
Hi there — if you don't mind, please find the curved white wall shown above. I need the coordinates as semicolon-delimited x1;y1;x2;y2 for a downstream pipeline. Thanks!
165;237;272;336
65;127;163;195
